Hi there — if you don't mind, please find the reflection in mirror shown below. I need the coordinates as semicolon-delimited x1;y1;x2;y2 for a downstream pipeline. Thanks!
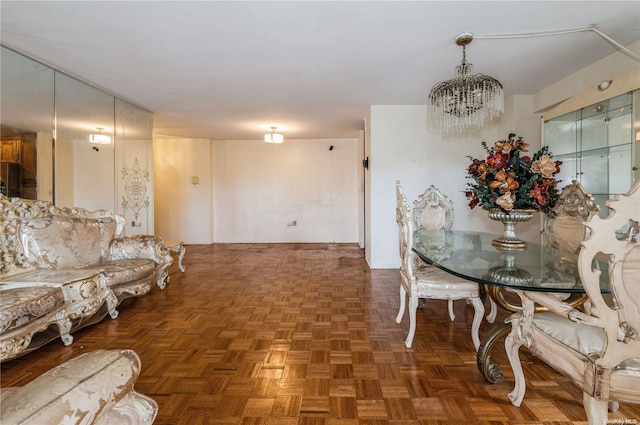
0;46;54;200
55;73;115;211
115;98;154;235
1;46;154;233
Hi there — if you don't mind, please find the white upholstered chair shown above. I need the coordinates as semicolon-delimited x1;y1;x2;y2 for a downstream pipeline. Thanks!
412;185;497;325
505;179;640;424
395;181;491;349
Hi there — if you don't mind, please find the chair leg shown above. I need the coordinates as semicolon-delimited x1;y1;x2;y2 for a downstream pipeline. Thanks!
396;286;407;324
505;325;526;407
486;297;497;324
405;295;419;348
447;299;455;321
583;392;608;425
468;297;484;351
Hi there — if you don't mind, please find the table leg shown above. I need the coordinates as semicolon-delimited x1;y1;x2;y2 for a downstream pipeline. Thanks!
476;321;511;384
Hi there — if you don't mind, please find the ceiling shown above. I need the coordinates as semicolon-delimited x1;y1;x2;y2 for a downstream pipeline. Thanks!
1;1;639;141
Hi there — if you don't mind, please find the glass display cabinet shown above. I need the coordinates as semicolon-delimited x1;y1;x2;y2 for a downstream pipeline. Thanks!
544;85;639;217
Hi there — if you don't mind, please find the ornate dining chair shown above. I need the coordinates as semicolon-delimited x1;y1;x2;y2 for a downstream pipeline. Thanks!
543;180;601;309
543;180;600;255
505;179;640;424
395;181;488;349
412;185;497;324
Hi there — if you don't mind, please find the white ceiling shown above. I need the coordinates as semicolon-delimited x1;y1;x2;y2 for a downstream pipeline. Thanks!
1;1;639;141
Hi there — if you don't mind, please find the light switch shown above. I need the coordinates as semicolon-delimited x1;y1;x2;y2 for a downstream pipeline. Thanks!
191;175;199;186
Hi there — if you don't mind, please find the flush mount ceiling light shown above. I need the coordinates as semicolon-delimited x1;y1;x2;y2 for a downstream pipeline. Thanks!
597;80;612;91
427;32;504;134
89;127;111;145
264;126;283;144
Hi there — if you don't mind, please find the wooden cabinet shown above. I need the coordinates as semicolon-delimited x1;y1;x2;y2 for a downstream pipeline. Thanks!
1;138;22;163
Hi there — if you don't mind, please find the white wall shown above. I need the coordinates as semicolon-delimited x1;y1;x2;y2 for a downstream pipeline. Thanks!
212;138;358;243
73;138;115;212
357;130;365;249
154;136;213;244
364;110;372;265
534;40;640;114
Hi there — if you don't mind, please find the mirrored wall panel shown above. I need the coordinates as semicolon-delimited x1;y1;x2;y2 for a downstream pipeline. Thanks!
55;73;115;211
0;46;155;235
0;47;54;200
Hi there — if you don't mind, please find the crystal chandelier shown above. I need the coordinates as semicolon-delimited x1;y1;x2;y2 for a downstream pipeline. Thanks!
427;32;503;133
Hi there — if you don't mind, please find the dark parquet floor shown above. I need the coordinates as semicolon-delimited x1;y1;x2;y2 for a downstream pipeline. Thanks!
2;243;639;424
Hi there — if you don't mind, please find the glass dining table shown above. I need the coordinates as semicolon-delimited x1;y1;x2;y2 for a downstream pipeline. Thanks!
412;229;608;384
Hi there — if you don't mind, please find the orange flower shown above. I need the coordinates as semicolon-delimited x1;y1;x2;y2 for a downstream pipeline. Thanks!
489;170;520;193
494;140;514;153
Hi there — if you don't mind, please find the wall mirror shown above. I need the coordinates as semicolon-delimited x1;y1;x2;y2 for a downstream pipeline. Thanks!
55;73;115;211
1;46;155;234
0;46;54;200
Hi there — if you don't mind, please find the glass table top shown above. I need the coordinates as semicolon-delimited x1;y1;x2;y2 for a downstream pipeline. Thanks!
412;229;609;293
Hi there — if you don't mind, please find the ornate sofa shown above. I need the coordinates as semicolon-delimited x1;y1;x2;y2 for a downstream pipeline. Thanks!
0;195;172;362
1;349;158;424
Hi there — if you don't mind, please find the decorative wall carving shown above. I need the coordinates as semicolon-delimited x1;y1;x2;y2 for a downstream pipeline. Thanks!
121;157;149;221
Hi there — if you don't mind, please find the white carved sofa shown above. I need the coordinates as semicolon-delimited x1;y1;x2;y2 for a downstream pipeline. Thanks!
1;349;158;424
0;195;172;362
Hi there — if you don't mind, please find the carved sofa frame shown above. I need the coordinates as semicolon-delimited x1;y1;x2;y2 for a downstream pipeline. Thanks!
1;349;158;424
0;195;172;362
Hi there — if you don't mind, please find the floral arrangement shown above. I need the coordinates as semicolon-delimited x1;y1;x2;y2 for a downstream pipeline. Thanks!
465;133;562;213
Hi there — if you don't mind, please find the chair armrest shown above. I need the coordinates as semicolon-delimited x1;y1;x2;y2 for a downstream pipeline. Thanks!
108;235;171;266
520;290;604;328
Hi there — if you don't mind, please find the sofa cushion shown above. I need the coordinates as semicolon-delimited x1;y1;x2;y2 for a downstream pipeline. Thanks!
0;286;65;334
89;259;156;286
99;218;118;262
20;216;103;269
533;311;605;357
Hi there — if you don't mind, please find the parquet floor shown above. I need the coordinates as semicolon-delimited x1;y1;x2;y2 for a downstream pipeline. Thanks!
2;243;639;424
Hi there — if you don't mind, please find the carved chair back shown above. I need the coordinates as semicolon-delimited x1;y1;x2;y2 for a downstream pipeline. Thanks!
580;180;640;368
412;185;454;232
543;180;599;254
395;181;415;280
